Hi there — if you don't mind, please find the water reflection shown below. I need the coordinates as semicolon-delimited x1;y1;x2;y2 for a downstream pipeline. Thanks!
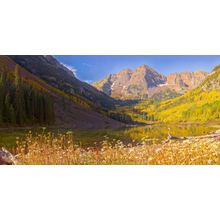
71;124;217;146
0;124;217;149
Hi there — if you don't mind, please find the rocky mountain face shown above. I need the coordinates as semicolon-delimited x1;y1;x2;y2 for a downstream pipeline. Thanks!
9;55;116;111
93;64;208;100
196;65;220;92
167;71;208;92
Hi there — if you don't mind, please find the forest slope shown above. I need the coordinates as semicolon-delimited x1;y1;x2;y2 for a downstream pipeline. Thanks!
0;56;122;129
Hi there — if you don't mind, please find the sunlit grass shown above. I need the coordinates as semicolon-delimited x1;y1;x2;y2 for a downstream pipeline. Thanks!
13;131;220;165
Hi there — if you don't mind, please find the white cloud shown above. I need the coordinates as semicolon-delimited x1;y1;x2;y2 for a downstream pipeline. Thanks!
59;62;93;84
84;80;92;84
82;62;94;67
61;62;77;77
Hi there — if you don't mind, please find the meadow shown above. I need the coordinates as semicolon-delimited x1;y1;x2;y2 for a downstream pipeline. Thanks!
1;125;218;165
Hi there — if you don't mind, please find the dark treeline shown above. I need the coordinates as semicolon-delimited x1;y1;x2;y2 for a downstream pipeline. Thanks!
0;65;54;126
108;111;133;124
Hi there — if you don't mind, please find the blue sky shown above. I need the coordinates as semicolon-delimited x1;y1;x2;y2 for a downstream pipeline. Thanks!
55;55;220;83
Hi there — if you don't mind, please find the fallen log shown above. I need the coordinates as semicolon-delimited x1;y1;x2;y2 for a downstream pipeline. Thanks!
167;128;220;141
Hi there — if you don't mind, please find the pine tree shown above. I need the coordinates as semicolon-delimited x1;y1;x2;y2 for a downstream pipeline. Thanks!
0;62;55;126
14;73;26;125
4;93;11;123
14;65;20;87
0;73;6;124
9;104;16;124
0;76;4;124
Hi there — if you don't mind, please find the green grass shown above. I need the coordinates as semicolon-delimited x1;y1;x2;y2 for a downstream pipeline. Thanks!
0;130;28;147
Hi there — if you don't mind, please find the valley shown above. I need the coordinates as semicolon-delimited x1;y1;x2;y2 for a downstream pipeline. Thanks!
1;55;220;165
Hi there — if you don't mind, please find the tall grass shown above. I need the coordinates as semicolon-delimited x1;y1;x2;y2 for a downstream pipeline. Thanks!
13;131;220;165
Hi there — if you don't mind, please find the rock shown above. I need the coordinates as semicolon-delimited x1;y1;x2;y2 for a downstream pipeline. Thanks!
0;148;17;165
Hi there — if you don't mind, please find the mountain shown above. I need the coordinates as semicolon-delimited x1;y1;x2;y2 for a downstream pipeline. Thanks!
92;64;208;100
9;55;116;111
0;56;122;129
166;71;208;92
93;64;166;100
139;64;220;123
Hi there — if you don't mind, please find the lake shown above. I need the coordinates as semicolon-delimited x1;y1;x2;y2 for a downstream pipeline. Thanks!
0;124;218;150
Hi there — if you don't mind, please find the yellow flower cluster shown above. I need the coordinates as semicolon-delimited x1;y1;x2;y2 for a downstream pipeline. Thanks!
14;131;220;165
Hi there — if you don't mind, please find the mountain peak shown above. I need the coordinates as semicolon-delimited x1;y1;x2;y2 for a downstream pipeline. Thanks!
118;68;132;75
135;64;153;72
93;65;208;100
93;64;166;99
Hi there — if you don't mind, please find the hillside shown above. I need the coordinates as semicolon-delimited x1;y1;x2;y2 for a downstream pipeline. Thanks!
9;55;116;111
0;56;122;129
0;63;54;126
136;65;220;123
93;64;208;100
